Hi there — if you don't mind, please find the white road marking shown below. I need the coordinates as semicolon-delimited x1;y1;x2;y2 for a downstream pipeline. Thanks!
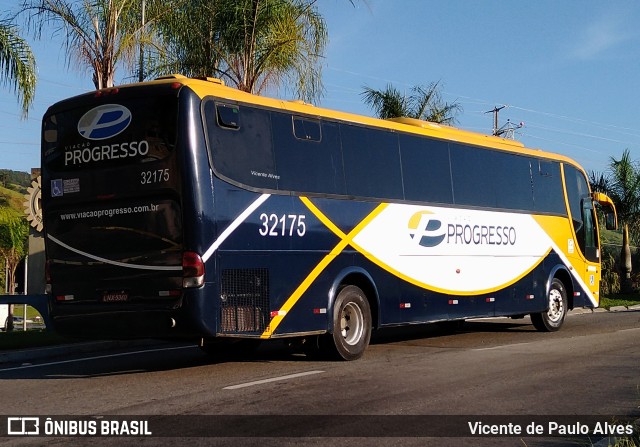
223;370;325;390
473;342;535;352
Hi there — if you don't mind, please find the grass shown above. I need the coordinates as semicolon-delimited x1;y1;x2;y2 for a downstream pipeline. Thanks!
0;184;26;211
600;294;640;310
601;227;624;247
11;305;43;320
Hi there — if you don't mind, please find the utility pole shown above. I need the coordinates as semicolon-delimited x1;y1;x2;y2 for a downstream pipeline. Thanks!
138;0;146;82
485;105;524;140
486;105;506;136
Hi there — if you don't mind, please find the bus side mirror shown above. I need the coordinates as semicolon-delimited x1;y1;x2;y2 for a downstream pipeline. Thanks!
591;192;618;231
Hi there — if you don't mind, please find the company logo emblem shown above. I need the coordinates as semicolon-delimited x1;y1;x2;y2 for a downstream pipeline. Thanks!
408;211;445;247
78;104;131;140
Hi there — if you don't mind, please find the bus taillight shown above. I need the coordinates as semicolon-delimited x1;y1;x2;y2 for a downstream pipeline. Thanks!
182;252;204;288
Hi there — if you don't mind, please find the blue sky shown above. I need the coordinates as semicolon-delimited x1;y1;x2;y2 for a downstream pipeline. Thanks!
2;0;640;175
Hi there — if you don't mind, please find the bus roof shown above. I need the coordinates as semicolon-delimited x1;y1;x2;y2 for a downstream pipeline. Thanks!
65;74;586;171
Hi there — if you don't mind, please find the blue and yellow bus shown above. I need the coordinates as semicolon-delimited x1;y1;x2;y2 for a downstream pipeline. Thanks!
41;75;617;360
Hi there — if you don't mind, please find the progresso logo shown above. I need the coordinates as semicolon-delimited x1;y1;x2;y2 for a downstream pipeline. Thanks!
78;104;131;140
408;210;518;248
408;211;445;247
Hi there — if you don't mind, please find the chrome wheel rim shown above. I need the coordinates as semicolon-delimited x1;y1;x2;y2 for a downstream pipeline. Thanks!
547;288;565;323
340;302;364;346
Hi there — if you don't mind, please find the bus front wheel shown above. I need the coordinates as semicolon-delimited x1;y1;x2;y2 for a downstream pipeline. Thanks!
531;278;567;332
326;285;372;361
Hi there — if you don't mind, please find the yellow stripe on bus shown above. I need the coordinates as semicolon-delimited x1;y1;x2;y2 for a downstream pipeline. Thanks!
302;198;553;297
260;198;388;338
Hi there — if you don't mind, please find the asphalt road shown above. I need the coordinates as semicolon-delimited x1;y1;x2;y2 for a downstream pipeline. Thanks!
0;310;638;447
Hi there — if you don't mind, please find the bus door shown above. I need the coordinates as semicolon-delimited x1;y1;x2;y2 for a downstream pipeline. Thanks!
579;198;600;300
564;165;601;305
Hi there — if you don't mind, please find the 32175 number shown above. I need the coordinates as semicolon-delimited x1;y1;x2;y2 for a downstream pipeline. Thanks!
140;168;169;185
259;213;306;237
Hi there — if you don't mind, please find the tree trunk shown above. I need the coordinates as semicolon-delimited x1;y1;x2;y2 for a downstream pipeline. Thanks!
620;224;634;294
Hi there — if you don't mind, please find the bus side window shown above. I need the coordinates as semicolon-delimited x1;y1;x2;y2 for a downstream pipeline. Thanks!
341;124;403;200
450;144;499;208
293;117;321;142
272;113;344;195
204;100;277;190
532;160;566;215
400;134;453;204
217;103;240;129
492;152;534;211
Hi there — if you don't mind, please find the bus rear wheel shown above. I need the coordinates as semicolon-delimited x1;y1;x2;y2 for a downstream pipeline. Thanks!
531;278;567;332
325;285;372;361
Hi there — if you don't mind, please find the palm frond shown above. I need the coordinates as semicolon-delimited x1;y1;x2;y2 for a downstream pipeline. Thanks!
361;84;407;119
0;21;36;117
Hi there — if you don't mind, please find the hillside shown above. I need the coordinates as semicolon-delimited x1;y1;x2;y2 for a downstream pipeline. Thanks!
0;170;30;214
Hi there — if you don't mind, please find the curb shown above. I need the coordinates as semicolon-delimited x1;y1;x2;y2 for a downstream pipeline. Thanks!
571;304;640;314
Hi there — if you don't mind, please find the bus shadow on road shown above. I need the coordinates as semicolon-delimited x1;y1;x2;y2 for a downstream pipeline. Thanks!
370;318;537;345
0;319;545;379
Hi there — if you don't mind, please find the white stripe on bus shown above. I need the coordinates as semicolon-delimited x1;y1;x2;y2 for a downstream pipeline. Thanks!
202;193;271;262
47;234;181;271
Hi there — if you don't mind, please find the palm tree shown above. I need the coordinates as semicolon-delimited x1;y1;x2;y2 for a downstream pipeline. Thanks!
362;82;462;124
0;20;36;117
607;149;640;238
604;150;640;291
153;0;328;103
20;0;171;89
588;170;611;195
0;208;29;331
219;0;327;101
149;0;220;80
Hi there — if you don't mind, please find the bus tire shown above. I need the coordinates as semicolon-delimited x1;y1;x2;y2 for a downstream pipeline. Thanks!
326;285;372;361
531;278;567;332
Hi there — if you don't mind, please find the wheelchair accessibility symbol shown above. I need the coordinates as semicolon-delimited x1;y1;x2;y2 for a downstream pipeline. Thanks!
51;179;63;197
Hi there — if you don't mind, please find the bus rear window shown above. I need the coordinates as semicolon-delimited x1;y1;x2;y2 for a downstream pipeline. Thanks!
43;94;178;172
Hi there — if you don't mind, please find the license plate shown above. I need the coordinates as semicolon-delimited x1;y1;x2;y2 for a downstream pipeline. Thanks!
101;291;129;303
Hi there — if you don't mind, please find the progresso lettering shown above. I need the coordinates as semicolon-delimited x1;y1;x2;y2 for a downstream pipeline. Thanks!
446;223;516;246
64;140;149;166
